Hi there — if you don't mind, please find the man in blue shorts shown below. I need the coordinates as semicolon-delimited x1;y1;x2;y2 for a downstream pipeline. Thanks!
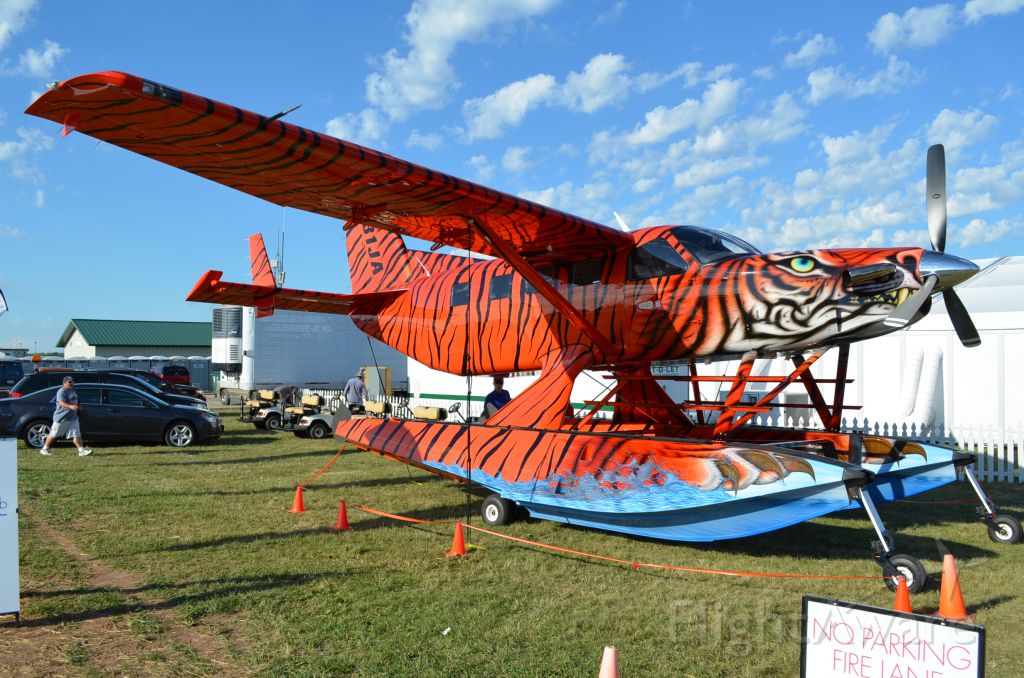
40;376;92;457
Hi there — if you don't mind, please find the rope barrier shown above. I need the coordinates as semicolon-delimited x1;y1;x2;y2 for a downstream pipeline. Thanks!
301;448;347;487
351;504;886;582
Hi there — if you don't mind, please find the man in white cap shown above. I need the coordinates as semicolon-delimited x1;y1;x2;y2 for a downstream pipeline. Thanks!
40;375;92;457
344;368;369;414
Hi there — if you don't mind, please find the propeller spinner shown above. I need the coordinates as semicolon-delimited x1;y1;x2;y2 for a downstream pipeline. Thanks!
884;144;980;347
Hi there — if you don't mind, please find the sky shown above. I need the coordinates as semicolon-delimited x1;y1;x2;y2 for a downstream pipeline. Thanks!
0;0;1022;353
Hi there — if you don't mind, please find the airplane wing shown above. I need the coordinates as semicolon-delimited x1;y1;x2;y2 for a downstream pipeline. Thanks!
186;270;403;315
25;72;632;261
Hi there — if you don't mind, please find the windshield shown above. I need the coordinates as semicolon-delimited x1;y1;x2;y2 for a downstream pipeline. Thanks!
671;226;760;264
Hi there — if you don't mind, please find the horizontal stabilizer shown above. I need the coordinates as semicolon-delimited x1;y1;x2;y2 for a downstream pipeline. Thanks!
186;270;403;315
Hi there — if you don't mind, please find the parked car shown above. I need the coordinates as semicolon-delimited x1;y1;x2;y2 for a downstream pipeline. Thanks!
152;364;192;387
0;359;24;398
8;370;208;409
0;383;222;448
106;369;205;400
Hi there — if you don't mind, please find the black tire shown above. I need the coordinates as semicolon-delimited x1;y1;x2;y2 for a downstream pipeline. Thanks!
219;389;231;406
22;420;51;449
884;554;928;593
165;421;197;448
481;494;514;526
253;421;266;430
264;414;282;431
308;421;330;440
293;431;306;438
988;514;1022;544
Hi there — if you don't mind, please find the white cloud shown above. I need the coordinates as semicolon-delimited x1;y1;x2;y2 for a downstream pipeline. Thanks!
596;0;626;24
501;146;531;173
673;155;763;188
0;126;53;181
467;154;494;180
364;0;559;120
462;73;557;141
562;53;632;113
16;39;65;76
783;34;837;68
325;109;389;147
963;0;1024;23
947;143;1024;217
0;0;35;51
519;180;612;221
868;4;956;53
1;224;21;237
33;188;42;207
624;78;742;145
752;66;776;80
406;129;443;150
806;56;918;104
956;217;1013;246
926;108;998;150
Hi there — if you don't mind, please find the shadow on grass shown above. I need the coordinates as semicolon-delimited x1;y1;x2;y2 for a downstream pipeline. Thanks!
146;449;334;466
7;571;347;628
118;473;442;500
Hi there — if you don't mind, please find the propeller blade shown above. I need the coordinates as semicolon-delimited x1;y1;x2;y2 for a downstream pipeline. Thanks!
883;276;937;329
942;288;981;347
927;144;947;253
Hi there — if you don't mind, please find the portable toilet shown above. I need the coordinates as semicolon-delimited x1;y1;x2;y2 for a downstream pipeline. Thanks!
107;356;131;369
39;357;65;370
66;358;90;370
88;357;109;370
129;355;151;370
188;356;211;391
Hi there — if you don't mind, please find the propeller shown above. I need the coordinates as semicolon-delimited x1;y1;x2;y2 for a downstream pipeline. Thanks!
883;144;980;347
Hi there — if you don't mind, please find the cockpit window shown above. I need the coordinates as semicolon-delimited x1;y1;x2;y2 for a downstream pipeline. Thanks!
627;238;690;281
671;226;760;264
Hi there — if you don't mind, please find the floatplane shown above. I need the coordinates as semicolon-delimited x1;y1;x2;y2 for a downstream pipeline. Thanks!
27;72;1021;591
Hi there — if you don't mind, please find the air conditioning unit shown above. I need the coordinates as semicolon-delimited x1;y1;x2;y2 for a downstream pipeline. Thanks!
212;306;242;370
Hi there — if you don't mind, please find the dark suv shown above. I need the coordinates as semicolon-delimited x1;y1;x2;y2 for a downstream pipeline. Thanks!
107;369;204;400
152;364;192;387
9;370;208;409
0;360;24;398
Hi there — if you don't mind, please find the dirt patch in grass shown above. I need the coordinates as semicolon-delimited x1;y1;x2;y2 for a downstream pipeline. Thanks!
0;507;248;676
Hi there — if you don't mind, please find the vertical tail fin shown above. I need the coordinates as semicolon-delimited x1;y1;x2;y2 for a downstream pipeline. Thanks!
346;223;424;294
248;233;277;317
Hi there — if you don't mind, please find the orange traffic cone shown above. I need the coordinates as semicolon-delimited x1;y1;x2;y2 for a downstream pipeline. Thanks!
287;485;306;514
445;522;467;558
938;554;968;621
893;576;913;613
332;500;351;531
598;645;619;678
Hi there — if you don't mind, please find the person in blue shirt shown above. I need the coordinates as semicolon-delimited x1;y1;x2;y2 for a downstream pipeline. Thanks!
344;368;369;414
40;376;92;457
482;376;511;419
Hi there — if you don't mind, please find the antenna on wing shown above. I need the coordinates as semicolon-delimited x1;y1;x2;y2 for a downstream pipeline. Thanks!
613;211;632;233
268;104;302;122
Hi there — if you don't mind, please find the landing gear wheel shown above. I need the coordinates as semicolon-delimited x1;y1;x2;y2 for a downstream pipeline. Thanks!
883;554;928;593
481;494;514;526
264;414;282;431
987;514;1022;544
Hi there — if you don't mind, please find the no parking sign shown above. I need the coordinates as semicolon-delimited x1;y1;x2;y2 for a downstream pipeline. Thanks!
802;595;984;677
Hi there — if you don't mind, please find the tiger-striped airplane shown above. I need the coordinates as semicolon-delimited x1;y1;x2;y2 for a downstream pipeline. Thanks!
27;72;1019;591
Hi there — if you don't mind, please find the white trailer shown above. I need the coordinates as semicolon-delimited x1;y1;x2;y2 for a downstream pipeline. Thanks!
212;306;407;404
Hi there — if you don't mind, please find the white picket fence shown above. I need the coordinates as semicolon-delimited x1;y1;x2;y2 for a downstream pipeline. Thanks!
747;414;1023;484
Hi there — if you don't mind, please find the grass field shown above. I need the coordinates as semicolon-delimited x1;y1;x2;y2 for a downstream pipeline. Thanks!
2;413;1022;676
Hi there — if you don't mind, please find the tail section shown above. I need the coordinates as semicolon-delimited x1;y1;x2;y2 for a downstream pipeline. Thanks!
249;234;278;317
346;223;468;294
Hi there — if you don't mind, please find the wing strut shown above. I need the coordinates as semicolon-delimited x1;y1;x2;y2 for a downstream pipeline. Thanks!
470;217;619;360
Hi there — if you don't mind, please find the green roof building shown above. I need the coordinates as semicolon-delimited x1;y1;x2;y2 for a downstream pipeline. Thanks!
57;319;212;359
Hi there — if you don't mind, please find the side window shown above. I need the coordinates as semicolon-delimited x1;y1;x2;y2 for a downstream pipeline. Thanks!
569;258;603;287
522;266;557;295
451;281;470;306
489;274;513;301
108;374;130;386
77;388;102;405
107;390;148;408
627;239;690;281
